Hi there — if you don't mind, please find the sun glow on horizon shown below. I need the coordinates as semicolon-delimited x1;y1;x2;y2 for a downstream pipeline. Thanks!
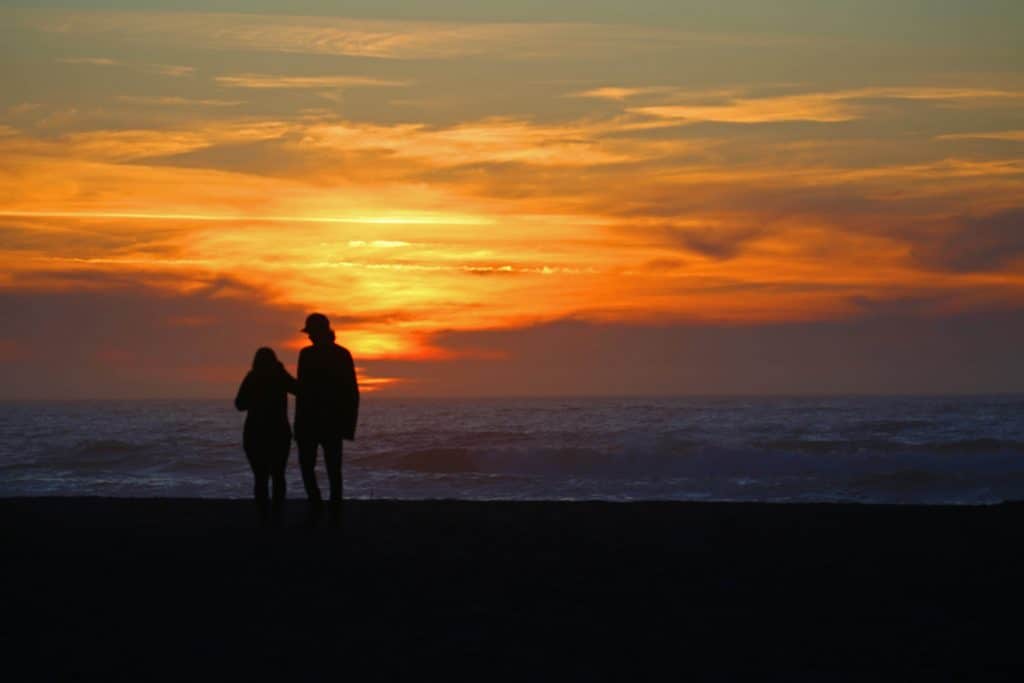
2;2;1023;396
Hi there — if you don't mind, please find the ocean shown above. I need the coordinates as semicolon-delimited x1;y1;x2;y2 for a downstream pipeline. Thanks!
1;395;1022;504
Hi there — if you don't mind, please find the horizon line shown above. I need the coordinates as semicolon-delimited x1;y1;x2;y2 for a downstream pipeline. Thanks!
3;391;1023;402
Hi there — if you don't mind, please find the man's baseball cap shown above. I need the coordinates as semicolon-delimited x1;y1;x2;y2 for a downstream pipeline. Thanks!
301;312;331;333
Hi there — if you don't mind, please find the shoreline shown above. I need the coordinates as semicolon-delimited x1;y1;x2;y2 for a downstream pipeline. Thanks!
5;494;1021;507
8;495;1023;531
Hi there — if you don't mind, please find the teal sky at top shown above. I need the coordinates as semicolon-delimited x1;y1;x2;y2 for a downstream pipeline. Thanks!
4;1;1021;80
4;0;1023;32
2;0;1022;133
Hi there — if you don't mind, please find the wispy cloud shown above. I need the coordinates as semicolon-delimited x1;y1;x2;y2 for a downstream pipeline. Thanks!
938;130;1024;142
215;74;407;89
116;95;243;108
150;64;195;78
633;93;857;124
348;240;414;248
23;10;778;61
0;121;293;162
7;102;41;116
297;116;697;168
913;207;1024;273
857;86;1024;102
55;57;196;79
572;87;674;101
30;11;570;60
629;86;1024;124
57;56;118;66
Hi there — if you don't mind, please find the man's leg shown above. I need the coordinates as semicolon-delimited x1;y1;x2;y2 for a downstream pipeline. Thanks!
324;438;343;502
297;439;322;503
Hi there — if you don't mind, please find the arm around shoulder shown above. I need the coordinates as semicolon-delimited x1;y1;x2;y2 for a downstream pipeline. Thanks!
278;361;299;394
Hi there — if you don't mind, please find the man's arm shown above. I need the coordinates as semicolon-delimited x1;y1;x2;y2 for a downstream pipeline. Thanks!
342;349;359;439
347;351;359;401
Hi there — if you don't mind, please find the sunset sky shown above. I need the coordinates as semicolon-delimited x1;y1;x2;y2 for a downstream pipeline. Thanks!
2;1;1023;398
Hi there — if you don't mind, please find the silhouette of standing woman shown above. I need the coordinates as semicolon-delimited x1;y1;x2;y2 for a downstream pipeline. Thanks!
294;313;359;520
235;347;298;518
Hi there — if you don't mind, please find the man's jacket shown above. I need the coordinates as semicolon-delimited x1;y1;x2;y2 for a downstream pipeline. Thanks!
294;342;359;441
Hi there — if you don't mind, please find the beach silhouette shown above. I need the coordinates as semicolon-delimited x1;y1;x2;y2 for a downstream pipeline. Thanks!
234;314;359;524
294;313;360;514
234;347;297;519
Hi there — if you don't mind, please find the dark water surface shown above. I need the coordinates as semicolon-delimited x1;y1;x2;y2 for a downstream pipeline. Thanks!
1;395;1022;503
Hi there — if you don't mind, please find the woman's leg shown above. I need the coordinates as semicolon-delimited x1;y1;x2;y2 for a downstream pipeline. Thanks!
270;439;289;505
246;448;270;503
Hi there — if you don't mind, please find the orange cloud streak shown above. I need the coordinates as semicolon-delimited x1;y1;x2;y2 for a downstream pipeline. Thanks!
3;40;1024;371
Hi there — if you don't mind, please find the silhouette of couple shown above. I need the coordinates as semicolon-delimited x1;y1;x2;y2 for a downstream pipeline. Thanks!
234;313;359;521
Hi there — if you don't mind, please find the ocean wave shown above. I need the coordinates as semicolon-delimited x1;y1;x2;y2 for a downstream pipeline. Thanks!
932;438;1024;453
363;441;1024;485
756;437;1024;456
73;438;147;455
849;418;936;432
5;395;1023;503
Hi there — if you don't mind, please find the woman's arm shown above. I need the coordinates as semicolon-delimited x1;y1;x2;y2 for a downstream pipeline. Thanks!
278;361;299;395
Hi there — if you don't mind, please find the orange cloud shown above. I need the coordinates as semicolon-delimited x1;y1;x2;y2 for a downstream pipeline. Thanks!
4;29;1024;372
938;130;1024;142
116;96;243;108
633;93;858;123
57;56;118;66
572;86;676;101
215;74;407;89
629;86;1024;124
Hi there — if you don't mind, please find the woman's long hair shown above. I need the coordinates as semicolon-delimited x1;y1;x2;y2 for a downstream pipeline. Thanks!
251;347;280;373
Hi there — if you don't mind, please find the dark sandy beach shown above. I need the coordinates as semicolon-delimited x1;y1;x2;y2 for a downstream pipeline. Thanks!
3;498;1023;681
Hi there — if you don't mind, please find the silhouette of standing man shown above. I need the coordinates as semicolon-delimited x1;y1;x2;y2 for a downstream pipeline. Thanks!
295;313;359;517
